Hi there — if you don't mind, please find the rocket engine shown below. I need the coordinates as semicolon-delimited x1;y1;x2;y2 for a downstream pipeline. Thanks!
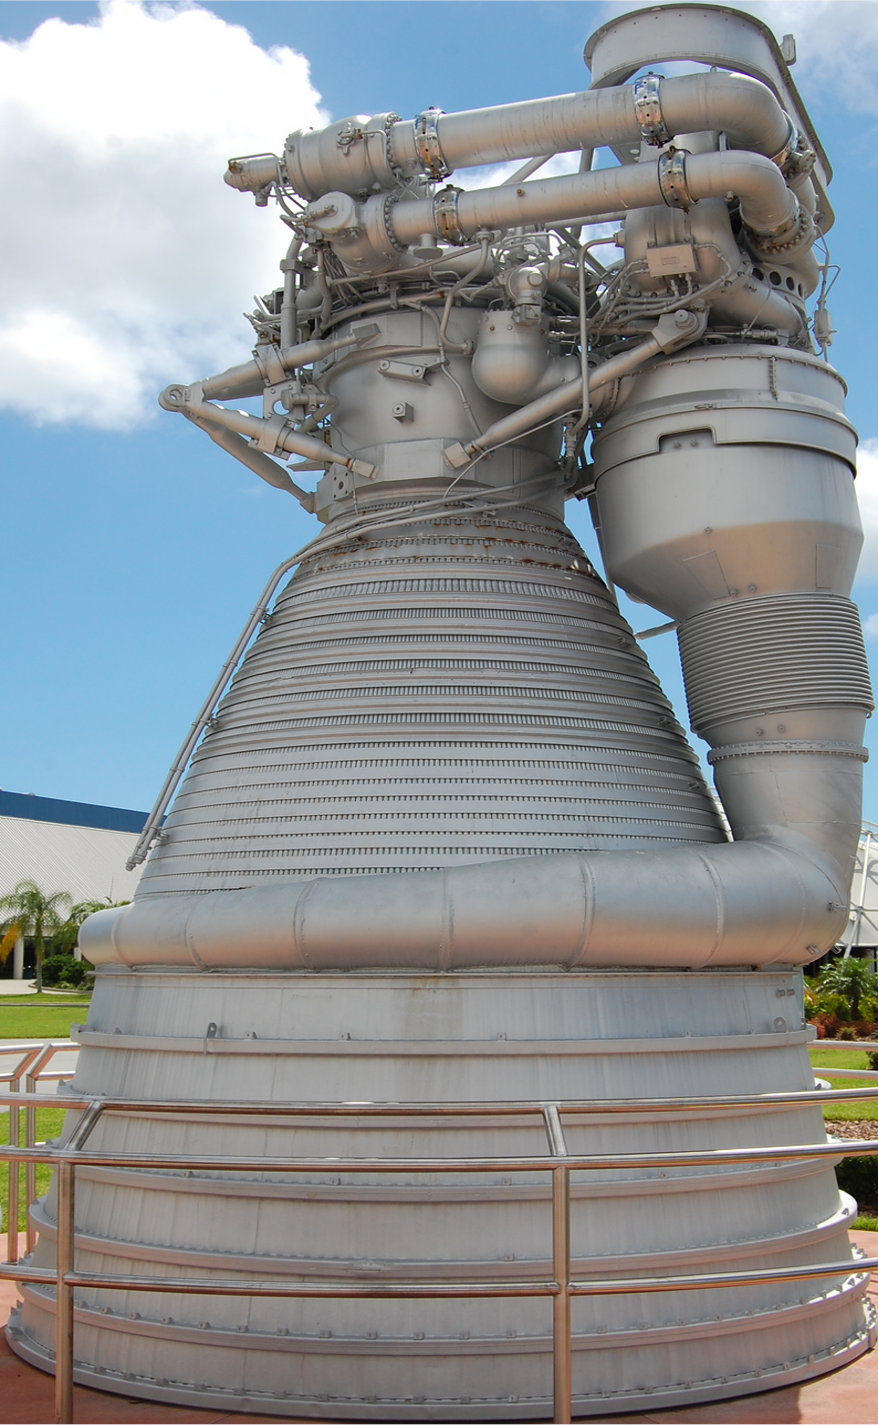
9;5;876;1418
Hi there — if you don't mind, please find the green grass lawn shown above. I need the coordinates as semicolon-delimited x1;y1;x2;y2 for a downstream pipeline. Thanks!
808;1046;878;1121
0;995;90;1042
0;1105;66;1233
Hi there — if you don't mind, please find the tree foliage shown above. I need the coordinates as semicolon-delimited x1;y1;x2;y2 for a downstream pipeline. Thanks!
818;956;878;1021
0;879;71;991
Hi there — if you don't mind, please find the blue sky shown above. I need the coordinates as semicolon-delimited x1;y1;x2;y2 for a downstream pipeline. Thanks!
3;0;878;823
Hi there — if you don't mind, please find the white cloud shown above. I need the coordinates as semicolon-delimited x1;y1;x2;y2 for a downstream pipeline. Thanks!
0;0;326;428
863;612;878;638
744;2;878;109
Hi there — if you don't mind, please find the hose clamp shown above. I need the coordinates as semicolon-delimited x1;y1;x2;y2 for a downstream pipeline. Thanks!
658;149;693;211
769;114;797;172
633;73;671;147
414;108;451;181
433;185;465;245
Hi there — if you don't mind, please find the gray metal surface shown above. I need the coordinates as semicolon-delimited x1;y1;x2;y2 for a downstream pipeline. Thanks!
129;503;720;895
11;970;875;1419
12;3;878;1417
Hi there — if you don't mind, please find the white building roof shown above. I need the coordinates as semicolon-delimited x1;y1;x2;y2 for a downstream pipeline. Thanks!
0;792;146;904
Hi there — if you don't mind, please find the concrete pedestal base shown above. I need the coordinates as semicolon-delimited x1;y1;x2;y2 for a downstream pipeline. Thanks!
7;966;875;1418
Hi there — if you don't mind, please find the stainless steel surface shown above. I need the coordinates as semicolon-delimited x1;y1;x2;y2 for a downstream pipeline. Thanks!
53;1160;74;1425
19;4;877;1416
2;1077;876;1425
11;970;877;1418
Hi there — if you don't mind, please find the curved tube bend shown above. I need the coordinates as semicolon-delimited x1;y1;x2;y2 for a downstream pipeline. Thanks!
388;149;800;249
81;835;846;973
278;73;795;200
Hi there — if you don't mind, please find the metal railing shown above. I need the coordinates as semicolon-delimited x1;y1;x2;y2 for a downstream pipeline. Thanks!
1;1040;878;1425
1;1041;76;1264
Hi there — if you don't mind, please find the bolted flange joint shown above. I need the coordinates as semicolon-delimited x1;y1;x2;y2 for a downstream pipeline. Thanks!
746;202;814;264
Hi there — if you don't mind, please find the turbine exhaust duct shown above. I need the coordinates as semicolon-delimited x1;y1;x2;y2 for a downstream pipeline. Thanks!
12;5;876;1418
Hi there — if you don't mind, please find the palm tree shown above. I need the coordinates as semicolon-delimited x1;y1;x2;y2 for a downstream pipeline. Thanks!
0;880;71;992
819;955;878;1022
52;898;127;957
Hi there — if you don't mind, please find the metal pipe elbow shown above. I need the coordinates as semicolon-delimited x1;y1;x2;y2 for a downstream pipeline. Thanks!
79;835;846;973
684;150;799;236
660;73;793;161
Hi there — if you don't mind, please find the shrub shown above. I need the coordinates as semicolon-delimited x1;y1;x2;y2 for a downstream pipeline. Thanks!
859;993;878;1024
40;953;92;989
818;957;878;1020
836;1155;878;1214
836;1024;858;1041
812;990;851;1021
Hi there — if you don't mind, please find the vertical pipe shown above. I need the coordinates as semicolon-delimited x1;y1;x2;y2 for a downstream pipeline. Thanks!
25;1042;60;1252
280;237;302;349
552;1163;572;1424
7;1070;21;1265
54;1158;74;1425
25;1077;38;1253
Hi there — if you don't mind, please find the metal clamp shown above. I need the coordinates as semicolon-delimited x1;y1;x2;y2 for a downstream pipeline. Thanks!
658;149;694;211
633;73;671;147
433;185;465;245
769;114;797;172
414;108;451;181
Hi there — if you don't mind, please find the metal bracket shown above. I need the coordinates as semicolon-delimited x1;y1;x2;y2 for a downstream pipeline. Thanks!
658;149;694;211
633;74;671;147
433;185;465;245
377;358;439;383
414;108;451;180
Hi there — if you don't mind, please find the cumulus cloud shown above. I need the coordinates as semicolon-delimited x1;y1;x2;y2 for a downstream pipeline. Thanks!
0;0;326;428
744;1;878;110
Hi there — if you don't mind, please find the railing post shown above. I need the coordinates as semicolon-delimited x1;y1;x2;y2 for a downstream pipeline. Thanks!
54;1158;75;1425
552;1162;572;1425
7;1068;22;1266
542;1105;572;1425
26;1042;57;1252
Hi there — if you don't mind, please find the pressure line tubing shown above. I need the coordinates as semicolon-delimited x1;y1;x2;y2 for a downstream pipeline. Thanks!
267;72;796;200
386;150;800;249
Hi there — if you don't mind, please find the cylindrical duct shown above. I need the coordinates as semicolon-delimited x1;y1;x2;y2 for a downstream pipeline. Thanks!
678;594;872;741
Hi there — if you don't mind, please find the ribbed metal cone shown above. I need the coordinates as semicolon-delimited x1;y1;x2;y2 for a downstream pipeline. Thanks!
137;503;724;897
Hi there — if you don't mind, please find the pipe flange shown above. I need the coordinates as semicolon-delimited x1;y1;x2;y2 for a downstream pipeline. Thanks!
414;108;451;181
708;740;869;763
633;73;671;147
433;185;466;245
380;192;407;255
658;149;693;211
377;111;405;182
747;203;814;261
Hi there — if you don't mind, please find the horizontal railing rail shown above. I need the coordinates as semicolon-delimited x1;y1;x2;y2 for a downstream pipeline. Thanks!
1;1038;877;1424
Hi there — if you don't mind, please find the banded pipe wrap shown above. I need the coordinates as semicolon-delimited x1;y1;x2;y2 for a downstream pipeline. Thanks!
678;594;873;741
